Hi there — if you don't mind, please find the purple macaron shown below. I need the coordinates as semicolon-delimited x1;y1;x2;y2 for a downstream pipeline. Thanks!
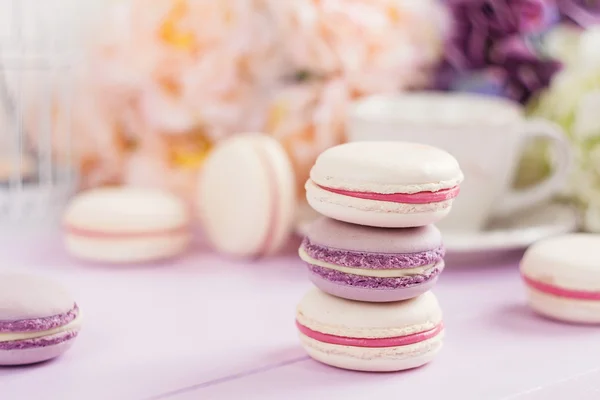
0;273;82;366
299;217;445;302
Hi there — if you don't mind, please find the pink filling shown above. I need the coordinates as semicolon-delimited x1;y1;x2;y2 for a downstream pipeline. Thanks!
296;320;443;348
523;275;600;300
317;184;459;204
65;225;188;239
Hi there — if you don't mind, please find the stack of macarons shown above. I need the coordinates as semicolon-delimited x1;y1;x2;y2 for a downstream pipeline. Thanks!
296;141;463;372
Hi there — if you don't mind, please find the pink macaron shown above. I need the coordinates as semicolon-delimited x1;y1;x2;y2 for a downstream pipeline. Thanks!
299;217;445;302
0;273;82;365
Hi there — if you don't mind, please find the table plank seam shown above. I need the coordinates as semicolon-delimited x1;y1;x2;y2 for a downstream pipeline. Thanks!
498;367;600;400
142;356;311;400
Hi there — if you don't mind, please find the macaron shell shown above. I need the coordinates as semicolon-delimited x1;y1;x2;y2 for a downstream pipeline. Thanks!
520;234;600;292
309;272;439;302
258;134;297;255
299;330;443;372
296;288;442;338
64;187;190;233
198;133;295;257
310;141;463;193
306;180;451;228
0;273;74;321
0;334;77;366
65;234;190;264
526;287;600;324
306;217;442;254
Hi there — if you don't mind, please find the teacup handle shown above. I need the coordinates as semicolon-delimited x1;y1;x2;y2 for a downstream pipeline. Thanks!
491;118;571;218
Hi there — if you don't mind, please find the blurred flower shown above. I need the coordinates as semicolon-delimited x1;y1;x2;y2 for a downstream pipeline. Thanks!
30;0;277;197
22;68;128;188
437;0;562;103
541;23;585;65
123;136;209;212
27;0;452;206
529;26;600;230
89;0;276;142
268;0;448;94
557;0;600;27
265;79;348;197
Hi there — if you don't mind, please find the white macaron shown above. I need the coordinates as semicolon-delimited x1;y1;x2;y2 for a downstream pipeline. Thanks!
63;187;191;263
306;142;463;228
521;233;600;324
296;288;444;372
197;133;296;258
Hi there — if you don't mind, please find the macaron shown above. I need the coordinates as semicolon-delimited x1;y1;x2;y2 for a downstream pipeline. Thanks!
306;142;463;228
0;273;82;365
296;288;444;372
300;217;444;302
63;187;191;263
520;233;600;324
197;133;296;258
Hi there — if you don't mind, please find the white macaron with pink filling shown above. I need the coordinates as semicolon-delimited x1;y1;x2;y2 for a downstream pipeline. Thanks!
306;141;463;228
521;233;600;324
63;187;191;263
296;288;444;372
197;133;296;258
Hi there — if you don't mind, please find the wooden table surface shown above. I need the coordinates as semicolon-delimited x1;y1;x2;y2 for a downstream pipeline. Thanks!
2;233;600;400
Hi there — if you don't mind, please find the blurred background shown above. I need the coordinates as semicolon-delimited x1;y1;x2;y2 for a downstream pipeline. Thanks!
0;0;599;241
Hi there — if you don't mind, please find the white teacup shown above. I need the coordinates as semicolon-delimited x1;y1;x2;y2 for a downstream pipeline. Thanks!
347;92;571;233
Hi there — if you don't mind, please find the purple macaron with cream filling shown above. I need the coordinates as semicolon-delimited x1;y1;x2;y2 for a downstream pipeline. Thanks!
0;273;82;365
299;217;445;302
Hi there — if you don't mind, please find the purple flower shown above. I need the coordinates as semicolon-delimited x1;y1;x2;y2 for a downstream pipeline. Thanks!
557;0;600;27
436;0;561;103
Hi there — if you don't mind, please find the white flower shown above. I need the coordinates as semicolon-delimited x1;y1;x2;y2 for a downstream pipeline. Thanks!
578;26;600;71
589;144;600;177
572;90;600;141
542;24;583;66
584;204;600;232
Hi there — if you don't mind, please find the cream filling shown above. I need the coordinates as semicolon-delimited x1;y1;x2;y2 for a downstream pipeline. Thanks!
0;313;83;343
299;247;435;278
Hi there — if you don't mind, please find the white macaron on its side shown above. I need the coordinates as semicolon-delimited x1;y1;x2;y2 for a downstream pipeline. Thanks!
197;133;296;258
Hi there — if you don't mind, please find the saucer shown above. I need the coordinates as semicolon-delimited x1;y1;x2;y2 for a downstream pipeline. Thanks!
443;203;579;254
294;202;580;261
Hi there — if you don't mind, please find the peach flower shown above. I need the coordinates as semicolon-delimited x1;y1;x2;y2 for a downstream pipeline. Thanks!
123;126;211;209
20;67;127;188
88;0;279;142
267;0;448;94
265;78;349;196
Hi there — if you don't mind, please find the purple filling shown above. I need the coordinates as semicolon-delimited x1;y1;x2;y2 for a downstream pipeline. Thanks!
0;330;79;351
0;304;79;333
308;264;441;289
302;238;445;269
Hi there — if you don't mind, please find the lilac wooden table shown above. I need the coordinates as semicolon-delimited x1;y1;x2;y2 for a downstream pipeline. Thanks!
1;233;600;400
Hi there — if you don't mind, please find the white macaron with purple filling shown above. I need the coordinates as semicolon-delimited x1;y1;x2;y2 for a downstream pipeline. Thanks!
300;217;445;302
